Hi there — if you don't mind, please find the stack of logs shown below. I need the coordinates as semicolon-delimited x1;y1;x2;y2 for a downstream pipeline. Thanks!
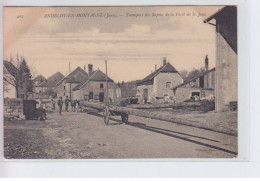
80;101;237;136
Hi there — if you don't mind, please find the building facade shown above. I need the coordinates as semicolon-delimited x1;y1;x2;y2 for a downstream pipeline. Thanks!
56;67;88;99
34;72;64;98
72;66;116;102
172;67;215;103
136;58;183;103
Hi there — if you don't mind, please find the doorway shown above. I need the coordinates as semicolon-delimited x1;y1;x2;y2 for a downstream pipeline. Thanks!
99;92;104;102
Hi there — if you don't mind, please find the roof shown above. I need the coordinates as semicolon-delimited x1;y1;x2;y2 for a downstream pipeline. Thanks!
3;60;18;77
73;69;114;91
56;67;88;86
204;6;237;53
37;72;64;87
172;68;215;90
33;75;47;82
203;6;234;23
137;62;179;86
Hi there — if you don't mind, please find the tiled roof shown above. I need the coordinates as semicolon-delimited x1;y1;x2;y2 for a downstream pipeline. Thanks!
37;72;64;87
137;62;179;86
172;67;215;90
73;70;114;91
56;67;88;86
33;75;47;82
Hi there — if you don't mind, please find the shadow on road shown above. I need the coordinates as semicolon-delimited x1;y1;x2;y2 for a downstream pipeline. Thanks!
86;111;237;156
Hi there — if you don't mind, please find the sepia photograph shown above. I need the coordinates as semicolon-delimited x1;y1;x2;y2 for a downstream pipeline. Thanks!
3;5;238;159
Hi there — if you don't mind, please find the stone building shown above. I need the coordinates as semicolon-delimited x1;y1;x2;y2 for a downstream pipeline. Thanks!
33;75;47;87
56;67;88;99
136;58;183;103
204;6;237;112
72;64;116;102
172;56;215;103
34;72;64;98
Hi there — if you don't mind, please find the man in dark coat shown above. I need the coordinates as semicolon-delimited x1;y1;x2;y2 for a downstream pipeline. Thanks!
65;96;70;112
57;96;63;115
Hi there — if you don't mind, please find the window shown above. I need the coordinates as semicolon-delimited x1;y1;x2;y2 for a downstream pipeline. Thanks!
166;82;171;89
64;86;66;90
64;92;65;96
89;92;94;99
100;83;104;89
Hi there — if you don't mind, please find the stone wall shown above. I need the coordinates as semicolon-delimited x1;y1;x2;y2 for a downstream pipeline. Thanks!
4;98;25;120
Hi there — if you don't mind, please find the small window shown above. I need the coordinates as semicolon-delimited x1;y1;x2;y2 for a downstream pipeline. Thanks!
64;86;66;90
100;83;104;89
64;92;65;96
166;82;171;89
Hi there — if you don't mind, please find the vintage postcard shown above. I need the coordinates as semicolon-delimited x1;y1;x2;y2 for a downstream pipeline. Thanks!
3;5;238;159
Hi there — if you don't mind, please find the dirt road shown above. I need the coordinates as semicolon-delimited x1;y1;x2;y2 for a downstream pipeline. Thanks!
4;111;237;159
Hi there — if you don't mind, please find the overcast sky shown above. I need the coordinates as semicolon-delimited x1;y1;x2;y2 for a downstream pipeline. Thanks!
4;6;222;82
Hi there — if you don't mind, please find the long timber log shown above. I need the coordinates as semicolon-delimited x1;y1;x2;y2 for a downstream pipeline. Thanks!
80;101;237;136
127;102;201;109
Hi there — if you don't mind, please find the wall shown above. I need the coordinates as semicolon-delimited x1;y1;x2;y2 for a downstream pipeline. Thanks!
174;87;214;103
204;70;215;89
174;87;200;103
136;84;154;103
4;98;25;120
215;32;237;112
154;72;183;98
74;81;116;102
120;85;137;98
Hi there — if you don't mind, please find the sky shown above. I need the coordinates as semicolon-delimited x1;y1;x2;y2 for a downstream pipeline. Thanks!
3;6;222;83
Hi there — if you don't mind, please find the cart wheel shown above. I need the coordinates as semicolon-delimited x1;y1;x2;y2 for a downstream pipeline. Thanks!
103;106;110;125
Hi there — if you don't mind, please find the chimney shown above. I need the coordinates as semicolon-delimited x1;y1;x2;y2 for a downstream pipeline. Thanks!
88;64;93;76
205;55;209;72
205;55;209;88
163;57;167;66
155;64;157;71
84;65;86;71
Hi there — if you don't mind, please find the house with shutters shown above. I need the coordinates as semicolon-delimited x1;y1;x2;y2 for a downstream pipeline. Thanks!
56;67;88;99
136;58;183;103
72;64;116;102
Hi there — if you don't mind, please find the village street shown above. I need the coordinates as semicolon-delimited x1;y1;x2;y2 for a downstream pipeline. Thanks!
4;110;237;159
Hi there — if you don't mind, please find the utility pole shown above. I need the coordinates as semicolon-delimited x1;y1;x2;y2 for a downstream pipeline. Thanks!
105;60;108;104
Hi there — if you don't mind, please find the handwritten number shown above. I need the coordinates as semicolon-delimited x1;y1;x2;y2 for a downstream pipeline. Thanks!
17;15;23;19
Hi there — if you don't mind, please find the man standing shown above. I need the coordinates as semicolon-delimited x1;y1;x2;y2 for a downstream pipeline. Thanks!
57;96;63;115
65;96;70;112
51;98;56;110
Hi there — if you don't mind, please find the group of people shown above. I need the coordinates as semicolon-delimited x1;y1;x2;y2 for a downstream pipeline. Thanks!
51;96;81;115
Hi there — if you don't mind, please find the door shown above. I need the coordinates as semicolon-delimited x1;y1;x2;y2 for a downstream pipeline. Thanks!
99;92;104;102
143;89;148;103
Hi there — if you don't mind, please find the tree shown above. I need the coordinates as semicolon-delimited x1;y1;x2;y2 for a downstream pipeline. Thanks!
181;68;207;82
179;70;188;81
3;55;35;98
18;58;33;92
